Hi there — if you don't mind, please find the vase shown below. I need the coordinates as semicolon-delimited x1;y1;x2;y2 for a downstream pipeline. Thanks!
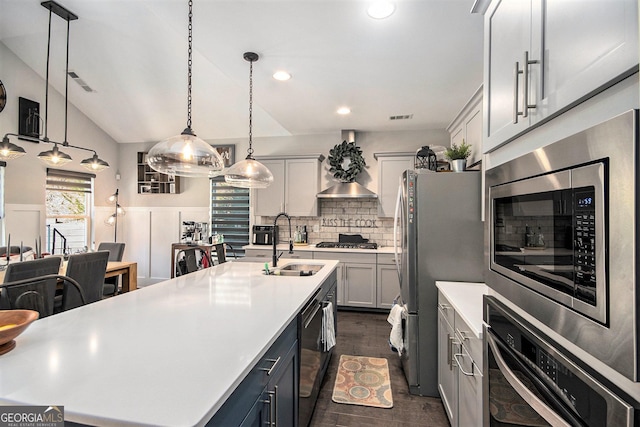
451;159;466;172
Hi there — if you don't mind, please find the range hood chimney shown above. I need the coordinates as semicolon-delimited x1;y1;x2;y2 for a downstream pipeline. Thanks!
317;130;378;199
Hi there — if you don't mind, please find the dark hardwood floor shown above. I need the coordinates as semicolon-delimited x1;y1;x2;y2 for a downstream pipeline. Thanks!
309;310;450;427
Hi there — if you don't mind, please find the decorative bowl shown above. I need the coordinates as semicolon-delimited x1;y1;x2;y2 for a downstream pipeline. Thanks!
0;310;39;355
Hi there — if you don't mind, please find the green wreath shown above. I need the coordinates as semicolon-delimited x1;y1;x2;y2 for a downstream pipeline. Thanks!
328;140;366;182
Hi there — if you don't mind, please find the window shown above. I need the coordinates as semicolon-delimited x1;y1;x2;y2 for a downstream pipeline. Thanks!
210;177;249;257
45;168;95;254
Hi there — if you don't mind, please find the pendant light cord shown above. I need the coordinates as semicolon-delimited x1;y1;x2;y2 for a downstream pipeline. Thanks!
186;0;193;131
64;18;70;145
248;58;254;157
44;9;52;142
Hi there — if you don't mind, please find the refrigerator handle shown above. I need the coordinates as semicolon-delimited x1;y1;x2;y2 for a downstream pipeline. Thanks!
393;180;403;284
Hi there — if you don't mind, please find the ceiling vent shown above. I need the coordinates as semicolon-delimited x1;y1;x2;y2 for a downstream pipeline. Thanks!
68;71;95;92
389;114;413;121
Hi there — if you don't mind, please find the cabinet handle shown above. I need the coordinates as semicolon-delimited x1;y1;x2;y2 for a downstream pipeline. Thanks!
261;392;274;426
273;385;279;427
453;353;474;376
456;328;471;342
522;50;540;118
259;357;281;376
513;60;523;124
447;335;455;370
437;303;450;311
514;51;540;123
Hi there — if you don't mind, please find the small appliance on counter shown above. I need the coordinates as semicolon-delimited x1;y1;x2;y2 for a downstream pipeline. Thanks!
181;221;208;244
252;225;278;245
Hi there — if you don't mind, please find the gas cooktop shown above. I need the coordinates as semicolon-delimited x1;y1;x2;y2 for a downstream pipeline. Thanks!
315;242;378;250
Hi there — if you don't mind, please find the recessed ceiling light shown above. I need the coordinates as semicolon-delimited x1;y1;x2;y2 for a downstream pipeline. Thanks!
367;1;395;19
273;71;291;81
337;107;351;115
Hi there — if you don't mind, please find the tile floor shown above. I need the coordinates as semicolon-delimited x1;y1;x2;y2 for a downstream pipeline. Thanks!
309;310;450;427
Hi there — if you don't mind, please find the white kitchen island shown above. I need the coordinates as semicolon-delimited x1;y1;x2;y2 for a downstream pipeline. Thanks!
0;259;339;426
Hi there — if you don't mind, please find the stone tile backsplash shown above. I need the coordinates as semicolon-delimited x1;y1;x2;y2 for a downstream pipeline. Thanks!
261;199;395;248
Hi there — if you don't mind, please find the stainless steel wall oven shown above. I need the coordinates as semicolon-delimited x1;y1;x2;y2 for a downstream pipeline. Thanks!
485;110;639;381
484;296;638;426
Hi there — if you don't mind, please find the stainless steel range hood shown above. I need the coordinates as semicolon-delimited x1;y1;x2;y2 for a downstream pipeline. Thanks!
316;130;378;199
317;181;378;199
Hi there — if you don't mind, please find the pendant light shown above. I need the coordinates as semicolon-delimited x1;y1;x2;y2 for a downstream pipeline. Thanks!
0;136;26;161
2;1;109;170
37;1;110;171
224;52;273;188
147;0;224;179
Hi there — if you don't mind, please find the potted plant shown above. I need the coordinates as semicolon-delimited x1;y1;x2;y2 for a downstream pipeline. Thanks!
445;140;472;172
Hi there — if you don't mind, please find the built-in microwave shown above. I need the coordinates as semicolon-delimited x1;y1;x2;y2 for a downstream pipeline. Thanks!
490;161;605;323
485;110;640;382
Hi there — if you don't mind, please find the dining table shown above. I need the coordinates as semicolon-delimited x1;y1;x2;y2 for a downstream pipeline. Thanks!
0;259;138;292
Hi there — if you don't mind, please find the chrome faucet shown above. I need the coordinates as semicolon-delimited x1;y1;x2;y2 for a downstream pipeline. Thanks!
272;212;294;267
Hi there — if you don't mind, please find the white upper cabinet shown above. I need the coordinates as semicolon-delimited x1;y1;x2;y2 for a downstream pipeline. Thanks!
253;155;324;217
447;86;483;167
374;152;414;218
483;0;638;152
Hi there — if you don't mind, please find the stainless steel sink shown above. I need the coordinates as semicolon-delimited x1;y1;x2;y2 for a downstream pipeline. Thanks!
267;263;324;276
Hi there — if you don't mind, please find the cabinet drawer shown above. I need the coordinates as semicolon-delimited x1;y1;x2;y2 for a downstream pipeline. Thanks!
208;320;297;425
437;291;455;330
454;312;482;366
377;253;398;265
313;251;376;264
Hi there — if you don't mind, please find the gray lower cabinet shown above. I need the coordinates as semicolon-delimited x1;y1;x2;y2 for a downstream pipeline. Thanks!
314;252;377;308
244;247;314;262
437;290;483;427
376;254;400;309
437;296;457;426
207;320;298;426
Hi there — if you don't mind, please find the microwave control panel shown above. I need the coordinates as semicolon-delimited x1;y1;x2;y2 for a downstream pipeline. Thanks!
574;187;596;304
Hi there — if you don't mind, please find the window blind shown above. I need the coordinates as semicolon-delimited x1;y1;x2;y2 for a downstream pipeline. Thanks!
210;176;249;257
46;168;95;193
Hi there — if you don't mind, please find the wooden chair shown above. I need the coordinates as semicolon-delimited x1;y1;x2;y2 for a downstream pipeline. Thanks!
97;242;126;296
61;251;109;311
0;257;62;317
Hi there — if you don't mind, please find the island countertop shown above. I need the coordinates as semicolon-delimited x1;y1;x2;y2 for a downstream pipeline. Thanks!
0;259;339;427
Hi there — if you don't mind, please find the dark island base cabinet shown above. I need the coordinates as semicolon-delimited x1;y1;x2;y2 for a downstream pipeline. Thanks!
207;320;299;426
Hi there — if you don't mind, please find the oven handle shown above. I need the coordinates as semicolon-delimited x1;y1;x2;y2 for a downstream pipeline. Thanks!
487;333;572;427
303;301;322;329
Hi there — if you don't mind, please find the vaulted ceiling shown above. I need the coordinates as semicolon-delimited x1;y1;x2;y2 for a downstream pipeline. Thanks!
0;0;484;144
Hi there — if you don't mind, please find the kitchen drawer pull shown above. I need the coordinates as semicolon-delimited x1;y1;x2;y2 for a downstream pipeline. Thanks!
265;390;275;426
453;353;474;376
456;328;471;342
273;385;279;427
259;356;281;376
437;303;450;311
447;335;455;370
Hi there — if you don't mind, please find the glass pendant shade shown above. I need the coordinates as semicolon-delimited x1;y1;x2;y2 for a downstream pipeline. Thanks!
0;137;26;161
147;129;225;178
80;153;110;172
38;145;72;166
224;156;274;188
115;204;126;216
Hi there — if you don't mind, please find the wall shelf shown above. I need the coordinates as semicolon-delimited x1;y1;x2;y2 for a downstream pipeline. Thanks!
137;152;180;194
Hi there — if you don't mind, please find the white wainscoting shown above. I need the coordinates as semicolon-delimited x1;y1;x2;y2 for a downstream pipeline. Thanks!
4;204;45;250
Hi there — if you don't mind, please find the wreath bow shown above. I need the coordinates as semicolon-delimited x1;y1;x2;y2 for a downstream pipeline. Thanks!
328;141;366;183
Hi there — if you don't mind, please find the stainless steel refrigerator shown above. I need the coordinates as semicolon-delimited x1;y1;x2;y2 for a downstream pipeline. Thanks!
393;169;484;397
